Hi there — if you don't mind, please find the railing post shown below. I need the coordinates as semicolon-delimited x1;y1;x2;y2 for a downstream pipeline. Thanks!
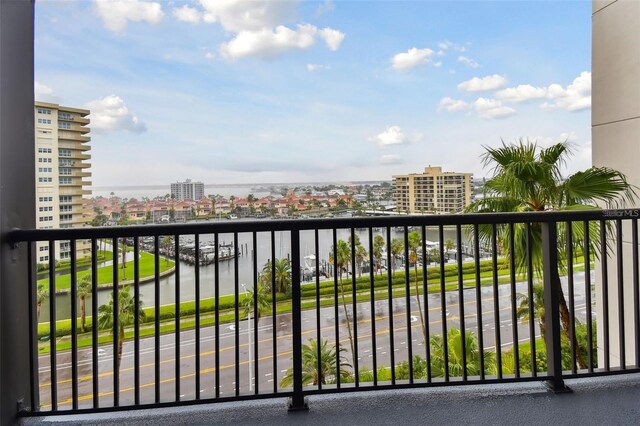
541;222;571;393
288;229;309;412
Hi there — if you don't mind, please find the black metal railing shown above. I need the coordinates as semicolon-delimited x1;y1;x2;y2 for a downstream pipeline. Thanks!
7;209;640;416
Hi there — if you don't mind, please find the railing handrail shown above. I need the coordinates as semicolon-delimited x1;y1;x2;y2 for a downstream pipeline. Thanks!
7;208;640;243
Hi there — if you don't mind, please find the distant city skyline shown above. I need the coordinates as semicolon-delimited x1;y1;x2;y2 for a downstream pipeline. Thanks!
35;0;592;186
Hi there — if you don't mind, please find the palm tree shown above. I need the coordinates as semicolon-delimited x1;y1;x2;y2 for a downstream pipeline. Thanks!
408;231;427;341
429;328;497;378
444;239;455;261
161;235;174;264
77;273;92;332
280;338;351;387
241;284;271;320
373;235;385;275
354;244;368;277
97;286;145;370
36;283;49;321
465;139;635;368
390;238;404;272
516;283;546;342
258;258;292;294
329;239;356;366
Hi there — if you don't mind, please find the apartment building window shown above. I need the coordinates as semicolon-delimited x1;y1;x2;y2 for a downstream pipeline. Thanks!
37;129;53;135
38;216;53;222
60;159;74;166
60;242;70;251
59;205;73;212
59;177;72;185
38;158;52;163
38;197;53;202
37;108;51;115
38;177;52;183
38;167;52;173
37;118;51;124
59;195;73;203
60;214;73;221
58;112;72;120
39;246;48;252
39;256;49;262
38;206;53;212
59;149;72;157
59;168;72;175
60;252;70;260
58;121;71;130
38;147;52;153
60;224;72;229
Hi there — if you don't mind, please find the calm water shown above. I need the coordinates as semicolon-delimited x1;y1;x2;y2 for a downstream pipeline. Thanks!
40;227;465;321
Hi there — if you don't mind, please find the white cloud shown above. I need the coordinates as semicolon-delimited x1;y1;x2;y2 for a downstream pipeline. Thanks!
541;71;591;112
380;154;402;165
458;55;479;69
95;0;164;34
437;97;471;113
318;28;345;51
495;84;548;103
458;74;507;92
219;24;343;60
368;125;422;148
173;5;201;24
204;51;214;60
220;24;318;60
197;0;297;32
474;98;516;119
86;95;147;134
35;81;59;103
307;63;330;72
391;47;434;71
316;0;335;16
438;40;466;52
434;61;442;68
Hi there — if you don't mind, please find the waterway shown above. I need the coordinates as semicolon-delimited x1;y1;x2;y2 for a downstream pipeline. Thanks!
40;226;470;321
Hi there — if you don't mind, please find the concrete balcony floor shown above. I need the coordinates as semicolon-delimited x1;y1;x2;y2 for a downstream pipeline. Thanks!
21;373;640;425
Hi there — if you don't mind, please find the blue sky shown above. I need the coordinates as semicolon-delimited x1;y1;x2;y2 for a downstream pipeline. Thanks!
35;0;593;186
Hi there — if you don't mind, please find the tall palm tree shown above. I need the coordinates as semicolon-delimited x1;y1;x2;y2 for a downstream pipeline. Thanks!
373;235;385;275
258;258;292;294
280;338;351;387
408;231;427;341
97;286;145;371
77;273;92;332
329;239;356;367
390;238;404;272
36;283;49;322
241;284;271;320
161;235;174;264
516;283;546;342
466;140;635;368
354;244;368;277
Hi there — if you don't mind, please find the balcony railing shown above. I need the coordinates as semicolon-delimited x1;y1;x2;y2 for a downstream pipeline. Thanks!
7;209;640;417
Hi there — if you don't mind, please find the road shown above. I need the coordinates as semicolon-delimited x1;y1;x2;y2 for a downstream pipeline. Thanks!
36;272;594;410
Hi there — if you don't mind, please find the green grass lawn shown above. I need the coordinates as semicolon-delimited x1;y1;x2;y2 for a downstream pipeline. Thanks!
37;251;175;291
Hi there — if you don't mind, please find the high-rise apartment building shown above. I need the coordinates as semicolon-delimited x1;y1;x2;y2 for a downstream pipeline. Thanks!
393;166;473;214
35;101;92;263
171;179;204;201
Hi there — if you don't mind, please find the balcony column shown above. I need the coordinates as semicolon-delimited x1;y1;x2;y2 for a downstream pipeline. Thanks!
0;0;36;423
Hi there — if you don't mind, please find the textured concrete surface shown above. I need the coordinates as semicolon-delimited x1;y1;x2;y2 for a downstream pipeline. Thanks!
20;374;640;425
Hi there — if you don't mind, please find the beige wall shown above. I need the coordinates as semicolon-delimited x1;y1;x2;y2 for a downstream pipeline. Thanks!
592;0;640;368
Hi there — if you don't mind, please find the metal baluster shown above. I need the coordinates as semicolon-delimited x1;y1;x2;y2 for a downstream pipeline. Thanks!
422;226;432;383
332;228;341;388
491;224;501;379
234;232;240;396
584;221;594;372
616;219;626;368
567;222;577;374
48;240;57;411
350;228;360;386
474;225;484;380
194;234;201;399
439;226;449;382
457;225;467;381
601;220;610;370
70;239;78;410
214;233;220;398
134;237;140;405
508;223;519;377
368;227;378;386
316;230;323;390
288;229;308;411
112;238;119;407
387;227;396;384
526;224;536;377
91;239;99;407
174;234;181;401
403;227;413;383
154;235;160;403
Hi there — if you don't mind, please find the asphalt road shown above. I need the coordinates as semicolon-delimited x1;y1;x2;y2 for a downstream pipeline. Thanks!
36;273;594;411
